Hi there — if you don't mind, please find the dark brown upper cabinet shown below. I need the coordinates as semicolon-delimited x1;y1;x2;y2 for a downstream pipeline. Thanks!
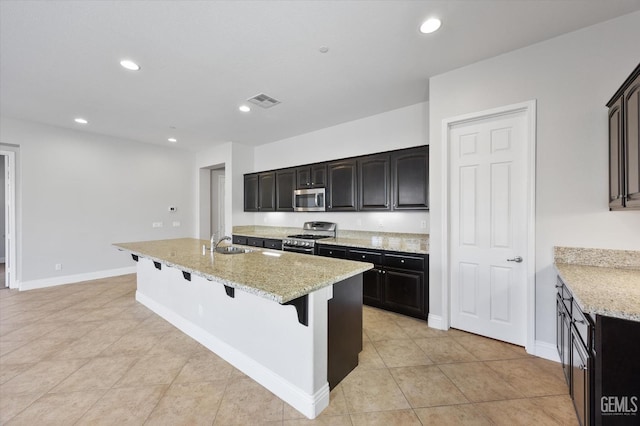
327;160;357;211
358;153;391;211
296;164;327;189
607;63;640;210
391;146;429;210
276;168;296;211
244;172;275;212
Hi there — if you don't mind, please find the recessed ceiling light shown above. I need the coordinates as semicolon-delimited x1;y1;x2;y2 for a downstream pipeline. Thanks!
74;118;88;124
420;18;441;34
120;59;141;71
239;105;251;112
168;138;177;143
319;46;329;54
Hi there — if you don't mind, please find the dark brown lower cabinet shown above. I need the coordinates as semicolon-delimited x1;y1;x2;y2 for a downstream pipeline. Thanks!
321;244;429;320
557;276;640;426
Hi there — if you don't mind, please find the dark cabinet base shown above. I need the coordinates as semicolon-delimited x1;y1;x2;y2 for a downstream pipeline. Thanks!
327;274;363;389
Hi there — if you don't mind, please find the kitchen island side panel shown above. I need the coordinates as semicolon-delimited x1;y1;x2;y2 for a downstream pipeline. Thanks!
135;257;331;419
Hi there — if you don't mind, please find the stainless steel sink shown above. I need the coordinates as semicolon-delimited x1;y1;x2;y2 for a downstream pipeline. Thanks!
215;246;250;255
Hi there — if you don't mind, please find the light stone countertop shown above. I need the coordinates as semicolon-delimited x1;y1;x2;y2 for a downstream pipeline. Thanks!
114;238;373;304
554;247;640;322
232;225;429;254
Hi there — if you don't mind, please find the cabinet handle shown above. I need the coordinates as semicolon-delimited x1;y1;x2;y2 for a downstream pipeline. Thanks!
555;284;562;288
563;297;571;301
579;364;588;371
382;270;386;274
362;255;366;259
401;259;405;263
573;318;585;324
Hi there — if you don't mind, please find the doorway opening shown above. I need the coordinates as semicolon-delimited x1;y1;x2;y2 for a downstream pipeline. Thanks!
0;150;17;289
199;164;226;241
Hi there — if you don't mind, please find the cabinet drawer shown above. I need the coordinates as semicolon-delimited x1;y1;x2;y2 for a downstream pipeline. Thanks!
317;246;347;259
246;237;264;247
263;238;282;250
232;235;248;245
348;249;382;265
572;299;593;351
384;253;424;271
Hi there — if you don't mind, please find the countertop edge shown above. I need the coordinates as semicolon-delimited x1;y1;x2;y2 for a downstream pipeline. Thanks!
115;244;373;304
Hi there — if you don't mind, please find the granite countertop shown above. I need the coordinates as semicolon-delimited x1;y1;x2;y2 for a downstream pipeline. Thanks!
114;238;372;304
554;247;640;322
232;225;429;254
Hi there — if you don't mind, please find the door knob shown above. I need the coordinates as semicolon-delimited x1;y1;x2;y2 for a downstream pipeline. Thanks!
507;256;523;263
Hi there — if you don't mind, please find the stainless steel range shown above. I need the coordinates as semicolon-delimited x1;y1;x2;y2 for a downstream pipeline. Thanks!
282;221;337;255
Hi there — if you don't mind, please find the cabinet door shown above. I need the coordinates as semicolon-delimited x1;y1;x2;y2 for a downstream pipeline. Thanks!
383;268;425;319
556;295;571;386
244;174;259;212
362;268;384;306
258;172;275;211
311;164;327;188
276;169;295;211
571;327;591;426
263;239;282;250
317;245;347;259
624;73;640;208
391;147;429;210
296;167;311;189
327;160;357;211
246;237;264;247
358;153;391;210
609;97;625;209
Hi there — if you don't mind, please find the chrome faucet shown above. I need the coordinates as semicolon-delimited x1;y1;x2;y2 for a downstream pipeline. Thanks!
215;236;232;249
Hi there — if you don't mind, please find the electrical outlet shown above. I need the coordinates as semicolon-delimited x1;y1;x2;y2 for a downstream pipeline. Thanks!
172;221;181;227
168;206;177;212
152;222;163;228
55;263;62;271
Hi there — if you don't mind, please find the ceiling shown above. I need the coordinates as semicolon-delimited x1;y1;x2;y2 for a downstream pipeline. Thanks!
1;1;639;151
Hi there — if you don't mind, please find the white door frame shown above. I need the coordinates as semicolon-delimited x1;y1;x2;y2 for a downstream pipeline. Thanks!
1;150;17;289
440;100;536;353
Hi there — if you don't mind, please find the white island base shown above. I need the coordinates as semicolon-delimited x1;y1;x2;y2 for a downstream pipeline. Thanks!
135;257;362;419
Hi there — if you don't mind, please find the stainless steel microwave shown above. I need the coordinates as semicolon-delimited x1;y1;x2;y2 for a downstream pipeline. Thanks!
294;188;326;212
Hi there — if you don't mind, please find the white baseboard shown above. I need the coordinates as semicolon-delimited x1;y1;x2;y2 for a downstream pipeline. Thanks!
19;267;136;291
136;291;330;419
531;340;560;362
427;313;445;330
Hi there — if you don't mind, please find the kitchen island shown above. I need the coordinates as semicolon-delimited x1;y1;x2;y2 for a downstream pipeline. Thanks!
114;238;372;419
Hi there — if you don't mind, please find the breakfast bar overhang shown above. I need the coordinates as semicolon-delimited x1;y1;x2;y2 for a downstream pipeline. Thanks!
114;238;372;419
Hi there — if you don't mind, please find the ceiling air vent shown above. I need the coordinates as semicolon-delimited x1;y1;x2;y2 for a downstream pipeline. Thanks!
247;93;281;109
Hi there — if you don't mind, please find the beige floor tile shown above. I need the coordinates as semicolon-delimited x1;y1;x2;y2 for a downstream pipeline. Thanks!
0;322;59;342
145;381;227;425
390;365;469;408
414;337;477;364
214;376;284;425
51;332;122;359
51;356;137;392
0;391;42;424
414;404;493;425
350;409;423;425
115;353;188;387
98;330;163;357
40;321;100;341
529;395;579;425
0;338;75;364
372;338;432;368
174;349;235;383
135;315;178;334
476;398;565;425
356;340;386;370
145;329;204;357
0;358;87;394
484;358;569;397
75;385;167;425
364;320;410;342
438;362;525;402
0;339;29;357
453;334;527;361
363;306;399;323
282;415;352;425
0;362;34;385
90;318;144;337
5;390;105;425
340;367;410;413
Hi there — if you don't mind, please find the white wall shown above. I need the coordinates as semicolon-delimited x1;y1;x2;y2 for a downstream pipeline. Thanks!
0;157;5;260
250;102;429;233
429;12;640;346
0;117;196;285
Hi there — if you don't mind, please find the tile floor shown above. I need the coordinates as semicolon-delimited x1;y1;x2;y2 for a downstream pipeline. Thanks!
0;274;578;425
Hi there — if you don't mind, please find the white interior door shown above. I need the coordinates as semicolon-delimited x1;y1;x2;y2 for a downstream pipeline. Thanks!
449;109;529;346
